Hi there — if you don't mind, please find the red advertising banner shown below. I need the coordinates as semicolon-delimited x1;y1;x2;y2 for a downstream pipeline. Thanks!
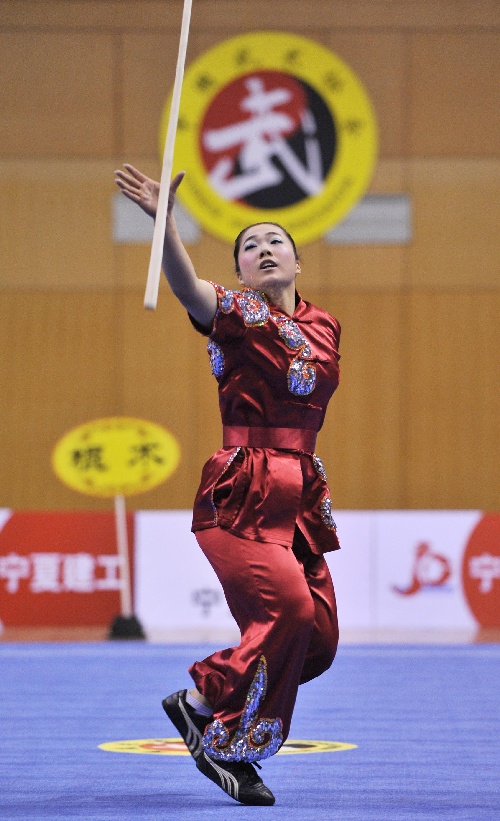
0;511;134;627
462;514;500;629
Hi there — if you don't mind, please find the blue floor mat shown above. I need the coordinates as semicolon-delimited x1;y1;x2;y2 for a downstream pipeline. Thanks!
1;643;499;820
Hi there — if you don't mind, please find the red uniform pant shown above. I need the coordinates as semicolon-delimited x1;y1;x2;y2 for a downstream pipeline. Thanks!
189;526;338;761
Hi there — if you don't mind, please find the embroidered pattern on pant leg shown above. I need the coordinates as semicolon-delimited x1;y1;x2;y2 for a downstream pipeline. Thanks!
312;453;328;481
202;654;283;763
312;454;337;532
210;447;242;525
320;495;337;531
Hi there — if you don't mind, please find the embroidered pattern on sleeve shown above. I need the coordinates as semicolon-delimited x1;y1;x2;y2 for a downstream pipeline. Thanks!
210;282;269;324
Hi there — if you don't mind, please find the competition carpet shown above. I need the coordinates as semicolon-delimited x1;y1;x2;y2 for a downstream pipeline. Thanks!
1;643;499;820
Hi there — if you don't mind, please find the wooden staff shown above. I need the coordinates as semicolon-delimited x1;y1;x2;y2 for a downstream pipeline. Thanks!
144;0;193;310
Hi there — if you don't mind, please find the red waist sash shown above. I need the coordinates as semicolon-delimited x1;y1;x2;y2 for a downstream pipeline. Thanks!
222;425;317;452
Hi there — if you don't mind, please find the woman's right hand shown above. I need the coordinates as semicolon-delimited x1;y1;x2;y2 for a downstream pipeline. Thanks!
114;164;185;220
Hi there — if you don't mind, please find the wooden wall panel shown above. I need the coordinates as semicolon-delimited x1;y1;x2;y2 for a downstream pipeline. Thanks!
319;245;406;293
304;162;409;292
404;292;500;510
410;32;500;157
0;292;120;510
117;160;410;294
328;32;408;158
1;1;497;31
118;231;238;293
0;161;115;289
0;33;116;158
0;1;498;513
314;291;405;509
122;33;181;158
2;286;497;511
369;160;408;195
118;245;152;292
188;232;243;289
120;289;212;510
119;26;410;160
122;287;407;511
408;160;500;289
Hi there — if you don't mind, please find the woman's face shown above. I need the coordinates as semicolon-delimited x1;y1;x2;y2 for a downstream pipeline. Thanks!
236;223;300;292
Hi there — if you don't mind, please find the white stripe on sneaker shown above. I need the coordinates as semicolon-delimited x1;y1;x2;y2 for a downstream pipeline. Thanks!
178;699;203;758
203;754;239;800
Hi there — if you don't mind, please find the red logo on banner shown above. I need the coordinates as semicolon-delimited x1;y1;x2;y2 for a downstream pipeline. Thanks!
0;512;133;627
462;514;500;627
393;542;452;596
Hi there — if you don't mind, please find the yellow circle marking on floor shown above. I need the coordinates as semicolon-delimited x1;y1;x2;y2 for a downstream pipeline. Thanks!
99;738;357;755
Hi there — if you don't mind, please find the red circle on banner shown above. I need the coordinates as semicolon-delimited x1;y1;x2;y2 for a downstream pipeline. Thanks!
462;514;500;627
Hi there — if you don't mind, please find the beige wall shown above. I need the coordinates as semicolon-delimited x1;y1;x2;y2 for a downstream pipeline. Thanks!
0;1;498;511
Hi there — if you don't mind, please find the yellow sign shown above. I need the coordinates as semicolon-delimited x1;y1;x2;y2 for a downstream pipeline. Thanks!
52;417;180;498
99;738;358;756
160;31;377;246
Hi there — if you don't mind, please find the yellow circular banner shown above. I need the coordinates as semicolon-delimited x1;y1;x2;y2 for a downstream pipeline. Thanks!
99;738;357;756
160;31;377;246
52;417;180;498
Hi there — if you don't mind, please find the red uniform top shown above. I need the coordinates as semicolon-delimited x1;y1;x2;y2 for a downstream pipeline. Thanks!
190;282;341;554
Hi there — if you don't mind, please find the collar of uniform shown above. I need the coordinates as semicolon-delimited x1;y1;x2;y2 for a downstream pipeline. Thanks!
242;287;306;320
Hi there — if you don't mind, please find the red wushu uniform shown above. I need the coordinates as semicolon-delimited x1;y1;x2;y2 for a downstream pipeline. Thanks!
188;283;341;764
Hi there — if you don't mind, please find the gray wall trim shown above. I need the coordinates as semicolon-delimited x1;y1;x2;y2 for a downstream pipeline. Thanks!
113;193;412;246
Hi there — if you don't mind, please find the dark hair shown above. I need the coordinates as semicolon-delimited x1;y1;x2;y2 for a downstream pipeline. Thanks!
233;222;299;274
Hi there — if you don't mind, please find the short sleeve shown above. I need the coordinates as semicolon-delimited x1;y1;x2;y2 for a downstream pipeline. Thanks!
187;281;220;337
188;282;249;342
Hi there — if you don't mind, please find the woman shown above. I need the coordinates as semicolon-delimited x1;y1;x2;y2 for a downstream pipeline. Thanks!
115;165;342;806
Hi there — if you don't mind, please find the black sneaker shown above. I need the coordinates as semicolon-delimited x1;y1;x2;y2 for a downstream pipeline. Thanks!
162;690;211;761
196;751;275;806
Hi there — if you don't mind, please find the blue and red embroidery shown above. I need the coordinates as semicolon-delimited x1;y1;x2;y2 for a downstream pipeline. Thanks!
208;285;317;396
203;655;283;763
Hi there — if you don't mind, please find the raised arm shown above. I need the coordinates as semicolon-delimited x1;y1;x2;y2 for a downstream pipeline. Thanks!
114;164;217;328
